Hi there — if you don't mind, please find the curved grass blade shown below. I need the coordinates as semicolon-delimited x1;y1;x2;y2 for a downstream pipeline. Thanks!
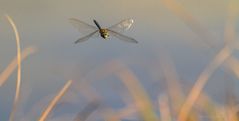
5;14;22;121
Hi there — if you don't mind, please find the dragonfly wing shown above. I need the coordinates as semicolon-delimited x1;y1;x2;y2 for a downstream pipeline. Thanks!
75;30;98;44
69;18;98;34
108;30;138;43
108;18;134;33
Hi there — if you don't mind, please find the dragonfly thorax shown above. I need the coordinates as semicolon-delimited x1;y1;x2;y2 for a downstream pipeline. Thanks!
99;29;109;39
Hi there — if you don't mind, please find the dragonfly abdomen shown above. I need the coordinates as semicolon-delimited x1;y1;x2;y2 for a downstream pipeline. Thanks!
93;20;101;30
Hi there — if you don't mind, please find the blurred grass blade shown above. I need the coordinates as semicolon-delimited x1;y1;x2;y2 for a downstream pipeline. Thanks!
159;49;201;120
178;45;233;121
158;49;184;113
0;47;37;86
226;57;239;79
223;106;238;121
5;14;22;121
38;80;72;121
196;93;224;121
158;94;172;121
161;0;216;48
115;62;158;121
223;0;239;47
74;100;100;121
101;108;122;121
178;0;238;120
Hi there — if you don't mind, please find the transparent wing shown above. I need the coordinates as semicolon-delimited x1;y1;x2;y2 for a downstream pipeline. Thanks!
75;30;98;44
69;18;98;34
108;18;134;33
108;30;138;43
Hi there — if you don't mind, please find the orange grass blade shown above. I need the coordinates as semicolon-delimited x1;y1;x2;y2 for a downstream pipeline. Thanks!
0;47;36;86
161;0;216;48
158;95;172;121
115;62;158;121
178;46;233;121
196;93;224;121
224;106;238;121
223;0;239;78
178;0;239;119
223;0;239;47
38;80;72;121
5;14;22;121
226;57;239;79
158;50;184;114
101;108;122;121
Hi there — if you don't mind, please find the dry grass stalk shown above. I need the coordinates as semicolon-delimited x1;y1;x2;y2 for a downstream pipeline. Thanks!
161;0;216;47
178;45;233;121
38;80;72;121
159;51;184;114
115;62;158;121
5;14;22;121
158;95;172;121
0;47;36;86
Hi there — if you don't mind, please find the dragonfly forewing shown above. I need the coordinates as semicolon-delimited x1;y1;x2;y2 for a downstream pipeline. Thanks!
108;18;134;33
69;18;98;35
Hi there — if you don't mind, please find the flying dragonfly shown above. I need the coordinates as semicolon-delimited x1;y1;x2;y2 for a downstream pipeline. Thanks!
69;18;138;44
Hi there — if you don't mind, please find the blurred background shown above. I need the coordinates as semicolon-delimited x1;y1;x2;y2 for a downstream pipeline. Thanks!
0;0;239;120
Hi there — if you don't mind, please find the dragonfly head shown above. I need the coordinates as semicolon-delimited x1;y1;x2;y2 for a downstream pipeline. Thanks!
100;29;109;39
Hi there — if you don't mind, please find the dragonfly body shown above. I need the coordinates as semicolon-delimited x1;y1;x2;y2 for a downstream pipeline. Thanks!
69;18;138;44
93;19;109;39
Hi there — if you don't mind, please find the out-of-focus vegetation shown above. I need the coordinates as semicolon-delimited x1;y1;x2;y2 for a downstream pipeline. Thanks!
1;0;239;121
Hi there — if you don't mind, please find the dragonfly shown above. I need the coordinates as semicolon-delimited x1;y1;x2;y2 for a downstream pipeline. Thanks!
69;18;138;44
